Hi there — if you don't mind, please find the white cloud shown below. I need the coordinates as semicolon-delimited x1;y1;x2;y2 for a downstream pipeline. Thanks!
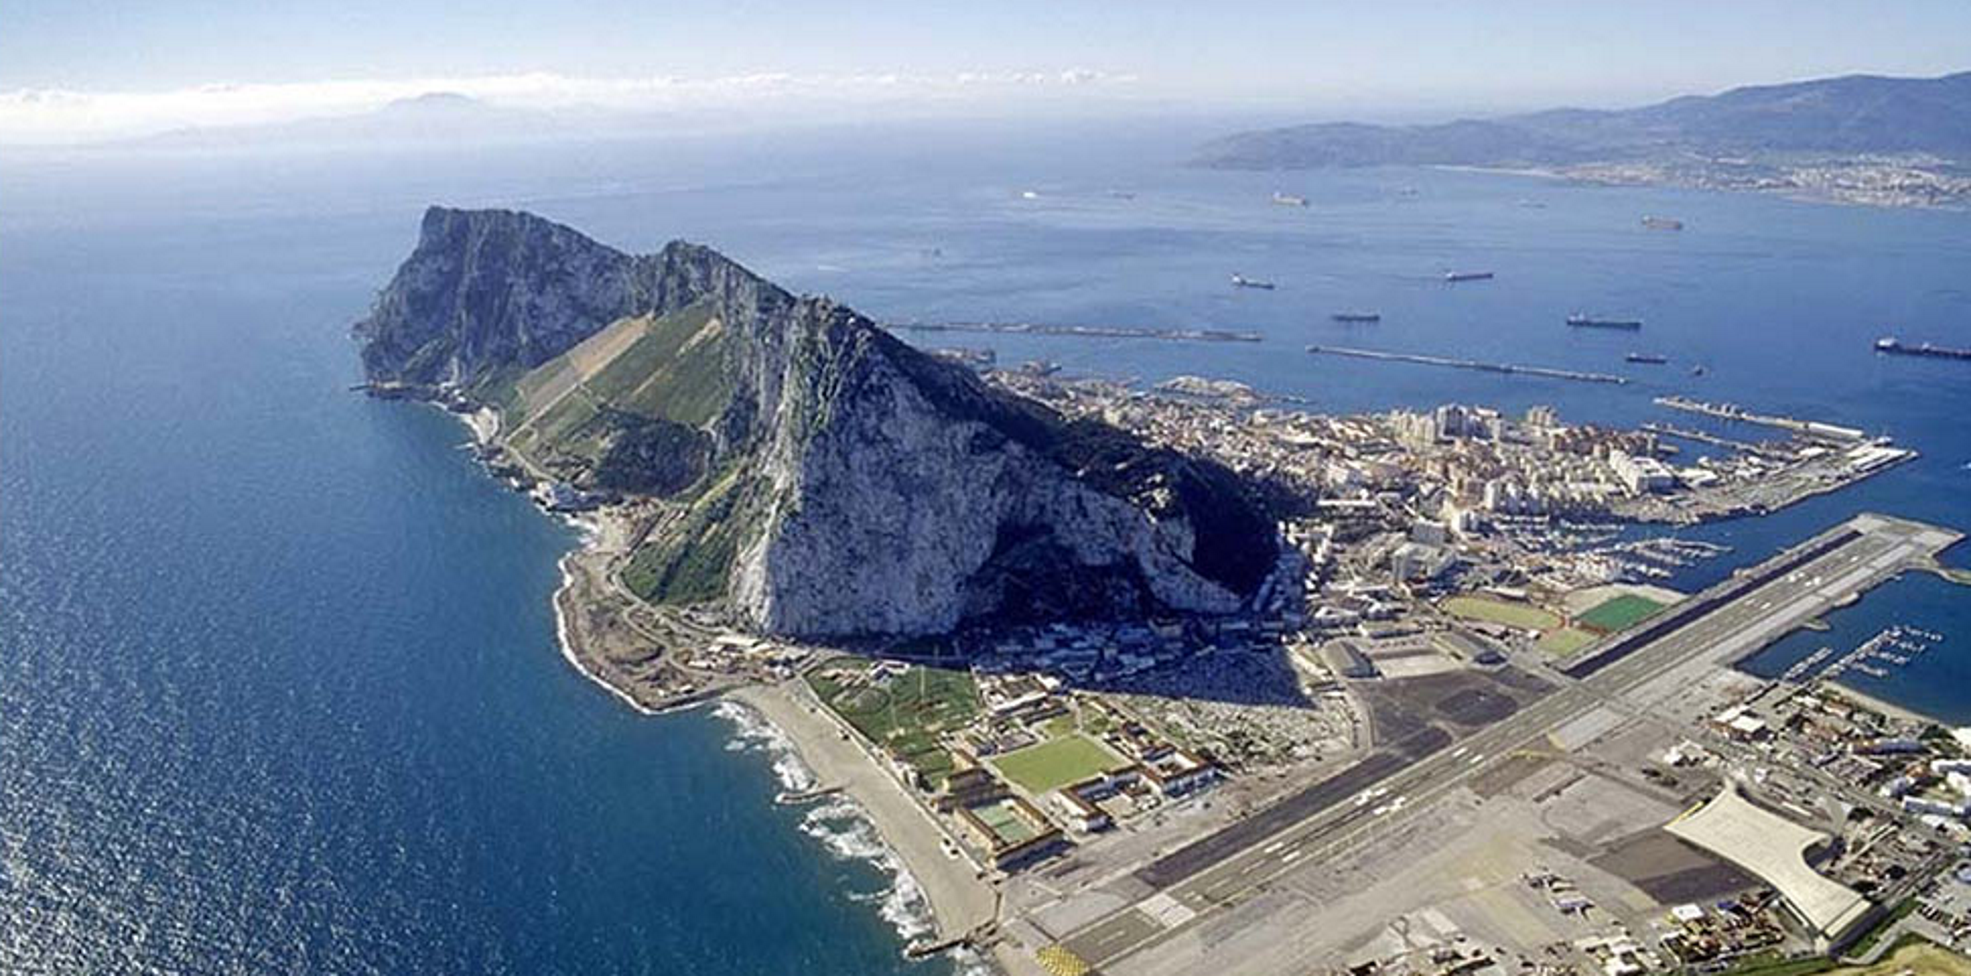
0;69;1139;144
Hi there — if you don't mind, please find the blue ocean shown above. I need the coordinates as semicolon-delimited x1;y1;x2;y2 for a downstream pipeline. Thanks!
3;118;1967;972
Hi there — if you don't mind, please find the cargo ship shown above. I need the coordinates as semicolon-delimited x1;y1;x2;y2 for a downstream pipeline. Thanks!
1231;274;1276;290
1641;216;1684;230
1272;191;1308;207
1876;336;1971;361
1331;312;1381;323
1625;352;1668;364
1567;313;1643;330
1443;271;1494;282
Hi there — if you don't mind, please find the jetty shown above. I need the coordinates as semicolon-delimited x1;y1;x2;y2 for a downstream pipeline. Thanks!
1654;395;1866;442
892;321;1262;343
773;784;846;805
1306;344;1628;385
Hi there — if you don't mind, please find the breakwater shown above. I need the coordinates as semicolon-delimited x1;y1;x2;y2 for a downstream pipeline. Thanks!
1306;344;1629;385
891;321;1262;343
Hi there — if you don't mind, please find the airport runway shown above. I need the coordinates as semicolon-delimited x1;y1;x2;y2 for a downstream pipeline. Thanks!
1051;514;1959;972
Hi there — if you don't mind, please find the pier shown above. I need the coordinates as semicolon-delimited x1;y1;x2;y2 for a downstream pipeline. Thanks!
891;321;1262;343
1641;422;1791;458
1654;395;1866;442
773;784;846;805
1306;344;1629;385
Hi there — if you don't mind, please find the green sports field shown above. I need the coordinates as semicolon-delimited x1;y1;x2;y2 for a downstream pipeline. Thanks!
1536;627;1599;656
1576;594;1666;633
1443;595;1561;631
990;734;1120;794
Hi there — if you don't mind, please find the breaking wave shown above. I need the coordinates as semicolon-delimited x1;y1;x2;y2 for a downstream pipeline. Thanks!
711;701;951;960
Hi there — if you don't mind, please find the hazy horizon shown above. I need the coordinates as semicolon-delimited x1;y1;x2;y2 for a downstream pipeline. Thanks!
4;1;1969;146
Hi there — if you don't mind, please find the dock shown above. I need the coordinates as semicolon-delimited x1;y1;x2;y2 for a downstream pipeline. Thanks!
773;784;846;805
1307;344;1629;385
1654;395;1866;442
892;321;1262;343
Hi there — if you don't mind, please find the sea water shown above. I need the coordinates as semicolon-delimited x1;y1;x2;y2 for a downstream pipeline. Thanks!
3;118;1967;972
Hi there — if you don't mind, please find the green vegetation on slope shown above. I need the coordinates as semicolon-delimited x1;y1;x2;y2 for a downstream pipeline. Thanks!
582;303;729;429
497;302;729;488
620;464;764;604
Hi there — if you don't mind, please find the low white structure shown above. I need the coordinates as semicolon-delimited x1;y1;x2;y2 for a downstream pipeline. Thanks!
1665;784;1873;949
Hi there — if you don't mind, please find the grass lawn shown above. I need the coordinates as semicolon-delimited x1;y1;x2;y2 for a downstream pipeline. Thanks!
1536;627;1599;656
807;662;980;786
1720;935;1971;976
1840;936;1971;975
991;734;1121;794
1719;954;1835;976
1577;593;1667;633
1443;595;1560;631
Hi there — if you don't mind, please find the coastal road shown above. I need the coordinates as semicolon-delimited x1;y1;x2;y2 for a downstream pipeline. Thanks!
1051;514;1958;972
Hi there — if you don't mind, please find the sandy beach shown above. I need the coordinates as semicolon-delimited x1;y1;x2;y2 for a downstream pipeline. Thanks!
482;401;999;954
728;681;998;943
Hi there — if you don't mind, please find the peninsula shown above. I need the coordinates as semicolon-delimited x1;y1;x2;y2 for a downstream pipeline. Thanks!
355;208;1966;976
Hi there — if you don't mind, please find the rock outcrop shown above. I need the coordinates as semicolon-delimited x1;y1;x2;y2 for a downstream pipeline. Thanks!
357;207;1278;637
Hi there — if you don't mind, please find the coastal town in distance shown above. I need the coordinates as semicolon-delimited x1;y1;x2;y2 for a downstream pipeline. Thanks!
418;232;1971;976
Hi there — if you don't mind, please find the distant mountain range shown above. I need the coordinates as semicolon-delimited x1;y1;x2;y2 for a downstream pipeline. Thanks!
1198;71;1971;207
120;93;585;150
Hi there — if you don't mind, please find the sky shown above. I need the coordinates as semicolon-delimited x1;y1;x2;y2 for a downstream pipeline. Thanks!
2;0;1968;144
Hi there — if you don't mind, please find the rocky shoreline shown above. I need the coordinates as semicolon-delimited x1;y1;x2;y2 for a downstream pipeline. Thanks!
546;513;1005;965
451;388;1004;961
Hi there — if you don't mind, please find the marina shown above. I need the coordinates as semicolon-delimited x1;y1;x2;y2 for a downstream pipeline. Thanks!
1816;625;1946;682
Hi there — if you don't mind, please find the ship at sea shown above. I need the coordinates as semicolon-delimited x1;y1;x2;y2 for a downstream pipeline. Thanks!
1641;216;1684;230
1443;271;1493;282
1876;336;1971;361
1625;352;1668;364
1271;191;1308;207
1231;274;1276;290
1568;313;1643;330
1331;312;1381;323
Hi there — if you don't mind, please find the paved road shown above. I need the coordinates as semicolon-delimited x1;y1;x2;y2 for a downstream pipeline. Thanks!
1054;515;1955;971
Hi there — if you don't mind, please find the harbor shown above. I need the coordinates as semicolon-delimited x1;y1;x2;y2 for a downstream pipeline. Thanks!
1307;343;1629;384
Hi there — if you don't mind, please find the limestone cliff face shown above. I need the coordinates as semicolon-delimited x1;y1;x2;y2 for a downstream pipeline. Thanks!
355;207;651;387
356;207;1278;637
355;207;789;397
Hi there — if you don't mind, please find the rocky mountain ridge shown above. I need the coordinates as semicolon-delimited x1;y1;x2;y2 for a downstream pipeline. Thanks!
356;207;1278;637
